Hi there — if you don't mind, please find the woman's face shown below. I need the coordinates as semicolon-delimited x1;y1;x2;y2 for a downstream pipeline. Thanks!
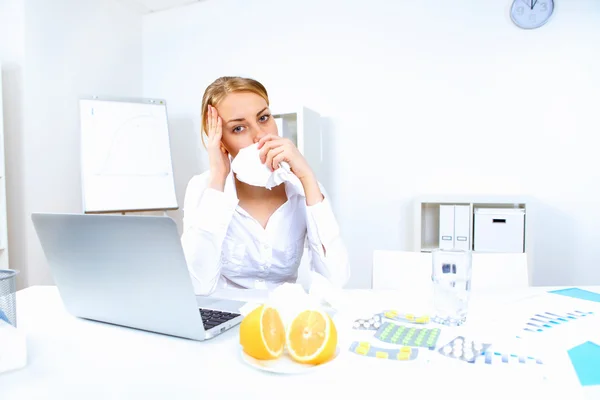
214;91;277;158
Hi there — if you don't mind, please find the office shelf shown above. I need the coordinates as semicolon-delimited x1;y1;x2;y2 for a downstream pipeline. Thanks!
413;194;530;254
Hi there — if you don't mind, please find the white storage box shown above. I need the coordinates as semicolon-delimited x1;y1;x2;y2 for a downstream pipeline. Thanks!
473;208;525;253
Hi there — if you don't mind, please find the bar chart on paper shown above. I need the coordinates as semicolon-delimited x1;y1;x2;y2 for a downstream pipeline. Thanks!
520;310;594;335
79;97;178;213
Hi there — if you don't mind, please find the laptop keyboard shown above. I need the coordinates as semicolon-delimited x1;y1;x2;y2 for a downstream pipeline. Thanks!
199;308;241;330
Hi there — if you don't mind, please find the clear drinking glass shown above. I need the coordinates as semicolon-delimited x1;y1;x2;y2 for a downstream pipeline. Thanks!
431;249;472;326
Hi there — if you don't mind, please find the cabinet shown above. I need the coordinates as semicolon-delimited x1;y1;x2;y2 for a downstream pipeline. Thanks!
272;106;322;183
414;195;529;254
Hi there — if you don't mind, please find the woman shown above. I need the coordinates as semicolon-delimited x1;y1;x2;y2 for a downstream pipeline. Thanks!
181;76;350;295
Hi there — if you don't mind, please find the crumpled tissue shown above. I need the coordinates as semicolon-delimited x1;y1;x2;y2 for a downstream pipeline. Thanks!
307;271;348;312
231;143;295;189
238;272;349;326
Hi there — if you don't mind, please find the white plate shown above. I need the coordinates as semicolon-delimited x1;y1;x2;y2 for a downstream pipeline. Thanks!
239;347;340;374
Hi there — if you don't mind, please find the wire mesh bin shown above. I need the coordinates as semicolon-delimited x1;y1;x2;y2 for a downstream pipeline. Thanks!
0;269;19;327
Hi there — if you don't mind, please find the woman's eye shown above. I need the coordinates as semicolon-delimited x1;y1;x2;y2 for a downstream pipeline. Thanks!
259;114;270;122
233;126;244;133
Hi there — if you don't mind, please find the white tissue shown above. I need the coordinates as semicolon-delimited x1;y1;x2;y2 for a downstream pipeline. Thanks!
237;279;344;327
0;320;27;374
239;302;262;317
266;283;322;327
231;143;294;189
307;271;348;311
236;284;312;321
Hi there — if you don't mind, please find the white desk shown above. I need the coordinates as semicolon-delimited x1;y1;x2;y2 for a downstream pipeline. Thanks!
2;285;600;400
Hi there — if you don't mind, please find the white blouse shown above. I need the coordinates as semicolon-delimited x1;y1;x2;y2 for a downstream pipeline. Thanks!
180;170;350;295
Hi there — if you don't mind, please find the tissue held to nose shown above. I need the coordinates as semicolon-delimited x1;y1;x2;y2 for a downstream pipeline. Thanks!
231;143;293;189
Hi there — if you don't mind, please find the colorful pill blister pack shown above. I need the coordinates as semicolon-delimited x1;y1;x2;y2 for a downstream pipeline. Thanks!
382;310;430;324
374;322;441;349
352;311;431;331
349;341;419;361
353;313;384;330
438;336;491;363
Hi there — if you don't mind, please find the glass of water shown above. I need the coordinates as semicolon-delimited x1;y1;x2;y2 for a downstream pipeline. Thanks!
431;249;472;326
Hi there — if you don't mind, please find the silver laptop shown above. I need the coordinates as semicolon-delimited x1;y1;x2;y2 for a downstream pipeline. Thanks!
31;212;244;341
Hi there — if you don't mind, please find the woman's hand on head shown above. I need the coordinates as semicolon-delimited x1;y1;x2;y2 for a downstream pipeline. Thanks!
257;134;315;181
206;105;230;189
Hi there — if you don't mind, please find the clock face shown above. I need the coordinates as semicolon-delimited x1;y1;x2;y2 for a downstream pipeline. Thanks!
511;0;554;29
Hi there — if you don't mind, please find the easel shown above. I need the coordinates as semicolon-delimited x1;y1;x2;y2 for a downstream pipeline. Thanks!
78;95;179;219
84;207;178;217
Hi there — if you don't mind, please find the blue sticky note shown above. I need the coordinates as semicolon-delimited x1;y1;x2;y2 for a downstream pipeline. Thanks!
568;341;600;386
549;288;600;303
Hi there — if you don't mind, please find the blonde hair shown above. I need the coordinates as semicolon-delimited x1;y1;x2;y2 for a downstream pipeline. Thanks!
200;76;270;147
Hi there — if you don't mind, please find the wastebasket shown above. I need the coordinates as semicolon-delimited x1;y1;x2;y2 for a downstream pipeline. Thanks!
0;269;19;327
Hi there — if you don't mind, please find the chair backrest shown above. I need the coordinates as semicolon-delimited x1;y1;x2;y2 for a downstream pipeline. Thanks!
471;252;529;290
372;250;529;291
372;250;432;291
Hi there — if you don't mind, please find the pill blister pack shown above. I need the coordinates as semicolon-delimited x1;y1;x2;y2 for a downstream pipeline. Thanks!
353;309;432;331
352;313;383;330
374;322;441;349
438;336;491;363
349;341;419;361
382;310;430;324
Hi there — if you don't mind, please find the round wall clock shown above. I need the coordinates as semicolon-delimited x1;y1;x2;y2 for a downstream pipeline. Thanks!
510;0;554;29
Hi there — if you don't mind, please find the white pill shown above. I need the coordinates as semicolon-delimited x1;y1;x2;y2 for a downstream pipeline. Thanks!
443;346;452;354
368;319;374;324
353;322;360;328
454;338;463;345
453;349;463;358
362;322;370;328
373;322;381;329
373;315;381;321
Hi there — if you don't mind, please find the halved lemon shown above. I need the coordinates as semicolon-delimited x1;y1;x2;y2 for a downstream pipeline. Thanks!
239;304;286;360
286;309;337;365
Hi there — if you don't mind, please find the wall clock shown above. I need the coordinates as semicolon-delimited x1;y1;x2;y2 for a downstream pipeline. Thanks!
510;0;554;29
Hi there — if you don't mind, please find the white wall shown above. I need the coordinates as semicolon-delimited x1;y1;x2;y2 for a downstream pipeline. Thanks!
1;0;143;288
0;0;26;288
143;0;600;289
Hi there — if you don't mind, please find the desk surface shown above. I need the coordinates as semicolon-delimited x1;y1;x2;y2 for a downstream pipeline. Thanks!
2;285;600;400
